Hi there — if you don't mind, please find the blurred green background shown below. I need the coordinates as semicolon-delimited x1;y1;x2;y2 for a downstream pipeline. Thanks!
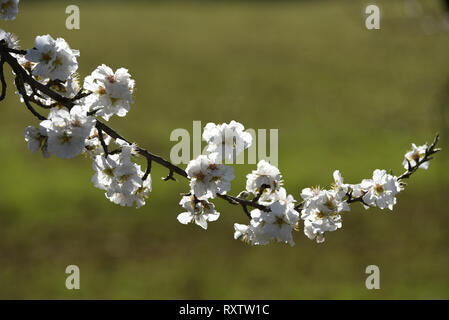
0;0;448;299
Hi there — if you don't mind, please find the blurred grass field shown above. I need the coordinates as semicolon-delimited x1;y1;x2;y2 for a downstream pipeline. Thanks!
0;0;448;299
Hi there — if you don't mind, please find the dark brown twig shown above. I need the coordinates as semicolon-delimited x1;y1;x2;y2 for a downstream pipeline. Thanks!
97;127;109;156
15;74;46;121
143;158;152;181
0;58;6;102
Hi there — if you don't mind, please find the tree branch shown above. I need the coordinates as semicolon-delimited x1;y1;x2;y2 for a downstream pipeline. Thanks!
0;40;270;217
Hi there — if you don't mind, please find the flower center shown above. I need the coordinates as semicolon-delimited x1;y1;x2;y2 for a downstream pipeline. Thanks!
274;216;286;228
41;51;52;64
53;56;63;67
315;210;325;219
106;75;117;83
118;174;131;183
411;152;420;162
324;197;337;211
97;86;107;95
110;97;120;105
59;131;71;144
195;172;205;181
71;119;81;127
103;167;114;177
374;184;384;194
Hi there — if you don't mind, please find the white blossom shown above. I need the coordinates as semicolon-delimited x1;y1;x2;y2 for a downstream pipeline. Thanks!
233;222;271;246
26;35;79;81
300;186;322;203
186;154;234;200
107;162;142;196
91;145;152;208
51;74;81;99
0;0;19;21
360;169;401;210
106;176;152;208
0;28;19;49
202;121;252;162
24;126;43;153
300;185;349;243
233;224;251;242
235;200;299;246
246;160;282;194
177;195;220;230
303;220;325;244
259;187;296;208
402;143;429;170
39;105;95;159
132;176;152;209
348;183;365;199
115;138;138;161
83;64;135;121
24;125;49;157
332;170;349;197
302;206;343;243
91;154;120;191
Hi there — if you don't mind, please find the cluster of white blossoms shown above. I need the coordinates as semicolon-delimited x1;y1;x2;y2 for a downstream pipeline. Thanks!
178;121;252;229
0;0;19;21
83;64;135;121
186;154;235;200
300;171;350;244
5;28;143;207
235;198;300;247
25;105;95;159
91;140;152;208
9;31;134;121
202;121;252;163
233;142;431;246
234;161;300;246
26;35;80;81
299;168;402;244
2;6;439;246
